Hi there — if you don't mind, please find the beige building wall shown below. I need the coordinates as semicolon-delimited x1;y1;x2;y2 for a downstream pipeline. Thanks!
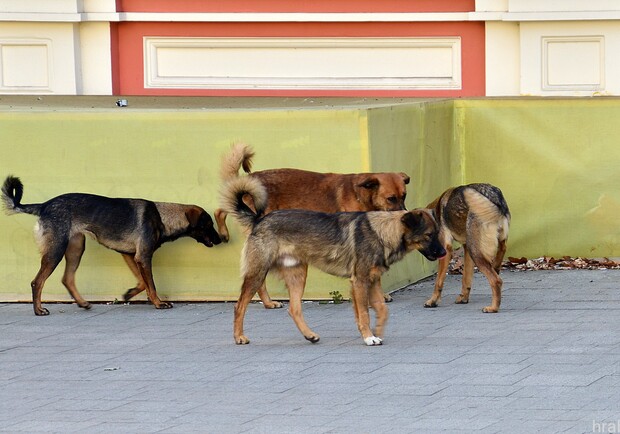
2;0;620;96
0;0;114;95
482;0;620;96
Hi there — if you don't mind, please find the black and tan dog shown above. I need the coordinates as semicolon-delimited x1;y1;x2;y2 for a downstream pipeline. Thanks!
215;143;410;307
220;176;445;346
2;176;221;316
423;183;510;313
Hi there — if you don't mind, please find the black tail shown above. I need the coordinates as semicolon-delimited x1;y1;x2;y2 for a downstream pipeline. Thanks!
2;176;41;216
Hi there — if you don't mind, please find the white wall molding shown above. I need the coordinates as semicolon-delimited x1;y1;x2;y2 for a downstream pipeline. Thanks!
6;12;620;24
3;10;620;23
507;0;620;13
0;12;472;23
501;11;620;22
144;37;462;91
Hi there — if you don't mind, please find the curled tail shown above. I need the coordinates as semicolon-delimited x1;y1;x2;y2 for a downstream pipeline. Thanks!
219;176;268;232
220;143;254;182
1;175;40;216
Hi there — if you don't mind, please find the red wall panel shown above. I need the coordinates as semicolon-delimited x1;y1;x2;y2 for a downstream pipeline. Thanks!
115;21;485;97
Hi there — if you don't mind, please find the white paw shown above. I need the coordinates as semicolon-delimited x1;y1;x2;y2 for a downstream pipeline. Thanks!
364;336;383;346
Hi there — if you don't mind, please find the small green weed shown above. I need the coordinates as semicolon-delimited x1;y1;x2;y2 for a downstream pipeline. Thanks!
329;290;344;304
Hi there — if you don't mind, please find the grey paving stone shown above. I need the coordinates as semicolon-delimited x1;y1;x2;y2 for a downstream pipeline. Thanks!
1;270;619;433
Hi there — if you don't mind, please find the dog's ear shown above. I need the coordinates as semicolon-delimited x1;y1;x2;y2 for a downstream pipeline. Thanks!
401;211;423;231
400;173;410;185
357;177;380;190
185;207;203;227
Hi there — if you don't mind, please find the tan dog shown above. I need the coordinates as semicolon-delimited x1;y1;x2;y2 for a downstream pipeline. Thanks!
220;175;445;345
423;183;510;313
214;143;410;307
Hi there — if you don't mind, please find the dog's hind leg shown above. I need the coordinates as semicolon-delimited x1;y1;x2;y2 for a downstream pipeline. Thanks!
425;244;453;308
31;237;67;316
466;222;503;312
121;254;147;301
476;260;502;313
351;275;382;346
493;239;508;274
234;271;268;345
282;265;319;343
455;246;474;305
61;233;91;310
134;253;172;309
214;208;230;243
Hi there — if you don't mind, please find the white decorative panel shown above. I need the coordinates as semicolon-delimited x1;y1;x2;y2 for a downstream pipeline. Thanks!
542;36;604;90
144;37;462;90
0;40;52;92
519;22;620;96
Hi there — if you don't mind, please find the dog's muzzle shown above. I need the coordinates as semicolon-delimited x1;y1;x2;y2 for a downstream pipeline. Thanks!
201;237;221;247
422;246;447;262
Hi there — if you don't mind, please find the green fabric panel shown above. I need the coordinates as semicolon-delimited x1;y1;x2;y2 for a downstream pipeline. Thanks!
366;101;459;289
2;98;617;302
458;99;620;258
0;110;365;302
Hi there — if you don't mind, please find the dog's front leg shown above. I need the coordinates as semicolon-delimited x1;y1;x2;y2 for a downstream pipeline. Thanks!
425;244;452;308
455;247;474;305
368;270;388;339
350;276;382;346
135;255;172;309
121;254;148;301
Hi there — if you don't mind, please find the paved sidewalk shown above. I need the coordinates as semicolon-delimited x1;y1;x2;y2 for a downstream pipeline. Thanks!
1;269;619;433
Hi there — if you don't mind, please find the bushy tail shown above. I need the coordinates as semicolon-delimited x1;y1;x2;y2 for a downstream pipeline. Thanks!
1;175;40;216
219;176;268;231
220;143;254;182
463;186;510;262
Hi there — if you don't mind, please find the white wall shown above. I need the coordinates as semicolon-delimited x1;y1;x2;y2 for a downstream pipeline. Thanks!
79;22;113;95
480;1;620;96
485;21;520;96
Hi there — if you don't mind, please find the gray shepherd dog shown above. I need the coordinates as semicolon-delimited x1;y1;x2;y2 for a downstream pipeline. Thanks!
220;176;446;346
2;175;221;316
